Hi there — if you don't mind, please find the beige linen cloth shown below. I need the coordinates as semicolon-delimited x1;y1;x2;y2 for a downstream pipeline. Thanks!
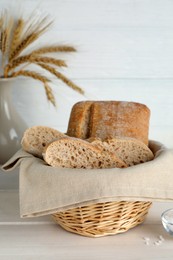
2;140;173;218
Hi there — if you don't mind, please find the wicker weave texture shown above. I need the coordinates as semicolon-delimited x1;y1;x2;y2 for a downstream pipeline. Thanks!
52;201;152;237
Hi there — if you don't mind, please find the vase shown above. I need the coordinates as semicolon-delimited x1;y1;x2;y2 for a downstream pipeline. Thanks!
0;78;28;164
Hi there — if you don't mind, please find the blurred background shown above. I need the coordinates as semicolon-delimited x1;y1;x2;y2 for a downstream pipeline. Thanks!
1;0;173;146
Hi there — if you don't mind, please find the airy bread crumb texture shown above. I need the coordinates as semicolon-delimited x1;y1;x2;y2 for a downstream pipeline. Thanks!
87;137;154;166
43;137;127;169
21;126;66;158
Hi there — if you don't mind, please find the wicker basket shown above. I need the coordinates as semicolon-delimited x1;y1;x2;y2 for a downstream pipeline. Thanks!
52;200;152;237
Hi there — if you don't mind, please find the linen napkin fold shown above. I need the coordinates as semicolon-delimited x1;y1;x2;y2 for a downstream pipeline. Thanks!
2;140;173;218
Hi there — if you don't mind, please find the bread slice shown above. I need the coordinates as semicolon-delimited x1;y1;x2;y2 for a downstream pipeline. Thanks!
21;126;66;158
67;101;150;145
43;137;127;169
88;137;154;166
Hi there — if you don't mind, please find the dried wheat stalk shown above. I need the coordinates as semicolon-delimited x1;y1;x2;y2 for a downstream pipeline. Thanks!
1;29;7;54
23;15;52;40
37;63;84;94
11;70;55;106
1;12;14;67
44;82;56;106
4;55;67;76
9;32;42;61
9;18;52;62
1;30;7;69
0;11;84;106
0;17;3;51
9;19;24;59
4;17;14;55
0;18;2;28
11;70;50;83
0;12;5;51
55;70;84;94
31;45;76;55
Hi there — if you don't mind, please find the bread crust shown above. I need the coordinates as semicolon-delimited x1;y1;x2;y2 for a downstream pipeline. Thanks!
90;101;150;145
67;101;150;145
67;101;93;139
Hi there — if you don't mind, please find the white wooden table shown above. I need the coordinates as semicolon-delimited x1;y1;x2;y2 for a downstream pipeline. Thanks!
1;188;173;259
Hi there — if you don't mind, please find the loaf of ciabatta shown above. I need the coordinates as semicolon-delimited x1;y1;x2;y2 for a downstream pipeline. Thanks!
67;101;150;145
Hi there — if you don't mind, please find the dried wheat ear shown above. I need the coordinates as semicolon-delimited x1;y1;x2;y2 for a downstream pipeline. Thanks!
0;12;84;106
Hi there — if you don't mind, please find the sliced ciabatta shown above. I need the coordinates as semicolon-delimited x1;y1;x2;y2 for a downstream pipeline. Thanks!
43;137;127;169
21;126;66;158
88;137;154;166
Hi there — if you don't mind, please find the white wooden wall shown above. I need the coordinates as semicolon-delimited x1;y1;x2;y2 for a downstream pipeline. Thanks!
1;0;173;148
